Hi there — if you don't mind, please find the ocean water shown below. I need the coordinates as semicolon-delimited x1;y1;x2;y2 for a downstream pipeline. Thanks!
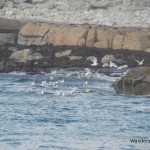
0;68;149;150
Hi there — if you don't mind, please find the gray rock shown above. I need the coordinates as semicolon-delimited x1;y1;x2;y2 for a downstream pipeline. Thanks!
10;49;33;62
0;0;5;9
0;60;17;71
0;33;17;44
55;50;72;58
101;55;116;64
0;17;21;33
113;67;150;95
10;49;44;63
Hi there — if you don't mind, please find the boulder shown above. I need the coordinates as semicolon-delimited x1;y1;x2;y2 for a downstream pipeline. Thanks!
9;49;43;63
101;55;116;64
113;67;150;95
0;33;17;44
55;50;72;58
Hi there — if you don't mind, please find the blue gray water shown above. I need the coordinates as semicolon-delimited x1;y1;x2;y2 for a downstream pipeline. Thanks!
0;69;149;150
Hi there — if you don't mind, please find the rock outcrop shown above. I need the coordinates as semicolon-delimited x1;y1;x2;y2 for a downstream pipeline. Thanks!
113;67;150;95
17;22;150;51
10;49;44;63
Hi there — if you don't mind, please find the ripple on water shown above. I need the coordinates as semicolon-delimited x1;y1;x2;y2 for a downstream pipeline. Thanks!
0;69;150;150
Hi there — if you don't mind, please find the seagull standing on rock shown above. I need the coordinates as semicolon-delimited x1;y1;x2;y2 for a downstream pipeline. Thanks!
86;56;98;66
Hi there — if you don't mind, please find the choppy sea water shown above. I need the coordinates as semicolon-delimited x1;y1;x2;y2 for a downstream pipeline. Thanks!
0;68;149;150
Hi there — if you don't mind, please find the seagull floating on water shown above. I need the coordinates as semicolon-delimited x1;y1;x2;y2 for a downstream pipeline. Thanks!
31;82;35;85
83;81;88;85
87;56;98;66
134;58;144;65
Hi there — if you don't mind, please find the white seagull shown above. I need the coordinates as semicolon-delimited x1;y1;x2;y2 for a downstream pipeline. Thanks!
134;58;145;65
86;56;98;66
109;62;128;70
109;61;118;68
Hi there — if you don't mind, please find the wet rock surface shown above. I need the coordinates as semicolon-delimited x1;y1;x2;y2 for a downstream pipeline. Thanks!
113;67;150;95
1;44;150;75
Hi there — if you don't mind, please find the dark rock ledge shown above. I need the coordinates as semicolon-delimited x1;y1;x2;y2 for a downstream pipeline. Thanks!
0;44;150;75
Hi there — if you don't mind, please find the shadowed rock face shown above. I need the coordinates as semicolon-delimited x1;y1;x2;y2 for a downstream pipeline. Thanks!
0;17;21;33
113;67;150;95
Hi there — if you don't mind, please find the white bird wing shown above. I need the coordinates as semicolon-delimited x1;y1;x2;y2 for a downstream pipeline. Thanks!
134;59;140;64
117;65;128;70
141;58;145;63
110;61;118;68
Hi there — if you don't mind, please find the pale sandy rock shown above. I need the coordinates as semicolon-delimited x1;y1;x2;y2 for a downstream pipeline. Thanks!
10;49;43;63
94;42;104;49
55;50;72;58
78;38;86;46
10;49;32;62
48;25;89;46
17;35;47;45
122;32;150;51
112;34;124;49
19;22;50;37
101;55;116;64
96;29;109;48
86;28;96;47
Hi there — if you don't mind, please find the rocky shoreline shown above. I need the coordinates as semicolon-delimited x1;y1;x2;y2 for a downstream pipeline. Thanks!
0;17;150;74
0;44;150;74
0;17;150;95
